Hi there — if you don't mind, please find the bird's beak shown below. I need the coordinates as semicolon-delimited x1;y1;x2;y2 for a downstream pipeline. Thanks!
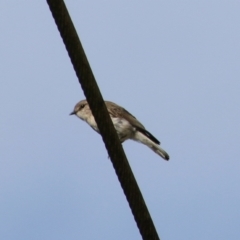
69;111;76;116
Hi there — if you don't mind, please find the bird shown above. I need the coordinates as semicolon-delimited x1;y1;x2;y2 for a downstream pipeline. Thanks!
70;100;169;160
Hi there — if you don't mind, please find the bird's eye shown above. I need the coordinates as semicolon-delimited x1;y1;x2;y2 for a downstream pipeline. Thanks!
80;104;85;109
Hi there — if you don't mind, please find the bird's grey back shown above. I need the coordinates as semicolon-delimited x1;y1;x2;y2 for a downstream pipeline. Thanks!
105;101;145;129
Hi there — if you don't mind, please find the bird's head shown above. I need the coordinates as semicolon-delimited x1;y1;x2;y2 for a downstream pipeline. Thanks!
70;100;89;120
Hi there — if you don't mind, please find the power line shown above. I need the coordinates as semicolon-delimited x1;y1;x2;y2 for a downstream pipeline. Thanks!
46;1;161;239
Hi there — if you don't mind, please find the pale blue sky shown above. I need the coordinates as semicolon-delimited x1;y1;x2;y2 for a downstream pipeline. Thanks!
1;1;240;239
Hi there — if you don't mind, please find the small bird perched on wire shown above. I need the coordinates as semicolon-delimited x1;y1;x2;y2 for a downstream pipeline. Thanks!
70;100;170;160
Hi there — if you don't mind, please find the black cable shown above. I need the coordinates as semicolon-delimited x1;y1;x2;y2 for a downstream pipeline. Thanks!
46;1;161;239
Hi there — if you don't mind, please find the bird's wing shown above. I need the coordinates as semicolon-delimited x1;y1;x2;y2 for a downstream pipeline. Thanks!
106;101;160;145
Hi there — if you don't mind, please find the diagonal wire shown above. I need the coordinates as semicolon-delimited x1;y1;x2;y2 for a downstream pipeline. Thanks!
46;1;161;239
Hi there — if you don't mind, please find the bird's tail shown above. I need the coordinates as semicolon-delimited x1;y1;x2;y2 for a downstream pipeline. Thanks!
150;144;169;160
133;131;170;161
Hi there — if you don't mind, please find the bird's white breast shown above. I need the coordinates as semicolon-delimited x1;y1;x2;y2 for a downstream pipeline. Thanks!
112;117;135;141
80;113;135;141
86;115;99;132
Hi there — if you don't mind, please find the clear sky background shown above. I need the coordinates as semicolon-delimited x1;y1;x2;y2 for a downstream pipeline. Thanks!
1;1;240;240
